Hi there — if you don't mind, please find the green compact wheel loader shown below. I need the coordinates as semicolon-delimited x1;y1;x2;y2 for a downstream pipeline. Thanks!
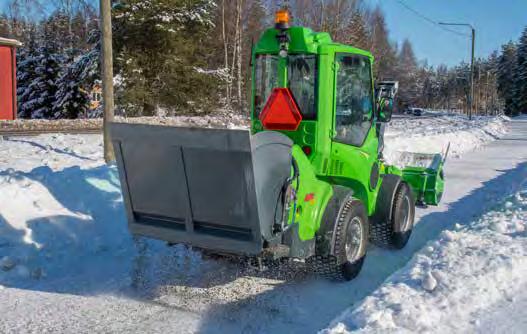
110;10;446;281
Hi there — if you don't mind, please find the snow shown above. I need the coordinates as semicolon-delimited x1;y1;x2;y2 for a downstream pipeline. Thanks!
0;134;103;172
384;114;510;166
0;113;248;133
325;186;527;333
0;113;524;333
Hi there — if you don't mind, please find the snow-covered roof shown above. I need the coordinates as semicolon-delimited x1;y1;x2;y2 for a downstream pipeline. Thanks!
0;37;22;47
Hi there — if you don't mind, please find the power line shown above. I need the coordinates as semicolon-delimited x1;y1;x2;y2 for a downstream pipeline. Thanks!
395;0;471;38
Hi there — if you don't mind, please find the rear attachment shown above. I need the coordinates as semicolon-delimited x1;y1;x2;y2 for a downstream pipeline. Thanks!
398;150;447;206
110;123;294;255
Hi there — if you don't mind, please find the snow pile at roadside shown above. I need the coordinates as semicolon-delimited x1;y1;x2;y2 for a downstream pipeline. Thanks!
115;113;249;130
324;184;527;334
0;119;102;133
0;111;249;133
384;115;510;167
0;134;103;172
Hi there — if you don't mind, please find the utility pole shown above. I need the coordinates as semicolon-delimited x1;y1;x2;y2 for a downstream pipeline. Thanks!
100;0;115;163
470;27;475;119
486;70;492;116
439;22;475;120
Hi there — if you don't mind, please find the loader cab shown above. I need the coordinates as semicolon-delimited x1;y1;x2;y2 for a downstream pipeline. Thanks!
251;22;388;213
252;30;380;149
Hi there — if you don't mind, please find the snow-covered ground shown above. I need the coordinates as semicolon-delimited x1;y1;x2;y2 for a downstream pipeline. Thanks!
326;188;527;333
0;114;523;333
384;114;509;166
0;113;249;133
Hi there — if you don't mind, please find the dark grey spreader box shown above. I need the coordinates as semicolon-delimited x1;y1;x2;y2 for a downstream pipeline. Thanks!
110;123;293;255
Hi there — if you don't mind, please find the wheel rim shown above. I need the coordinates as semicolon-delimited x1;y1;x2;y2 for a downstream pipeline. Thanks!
399;195;412;232
345;217;363;262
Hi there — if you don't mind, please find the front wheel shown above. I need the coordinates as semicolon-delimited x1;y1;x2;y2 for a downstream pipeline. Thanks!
308;198;369;281
370;182;415;249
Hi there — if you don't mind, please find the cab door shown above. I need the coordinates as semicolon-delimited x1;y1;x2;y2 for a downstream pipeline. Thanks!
329;53;380;214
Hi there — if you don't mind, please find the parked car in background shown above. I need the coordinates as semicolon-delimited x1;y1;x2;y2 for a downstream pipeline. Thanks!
413;108;424;116
403;107;424;116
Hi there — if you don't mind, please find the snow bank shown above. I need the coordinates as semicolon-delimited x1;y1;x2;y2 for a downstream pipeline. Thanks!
324;184;527;333
114;113;249;130
0;134;104;172
0;112;249;133
0;119;102;133
384;115;509;167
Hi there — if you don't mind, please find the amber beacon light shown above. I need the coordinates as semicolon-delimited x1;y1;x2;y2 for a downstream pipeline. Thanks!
275;9;290;30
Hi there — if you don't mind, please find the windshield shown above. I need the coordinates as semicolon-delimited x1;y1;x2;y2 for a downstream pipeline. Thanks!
254;54;317;120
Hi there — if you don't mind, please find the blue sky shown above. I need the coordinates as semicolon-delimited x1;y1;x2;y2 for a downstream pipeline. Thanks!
3;0;525;68
369;0;527;67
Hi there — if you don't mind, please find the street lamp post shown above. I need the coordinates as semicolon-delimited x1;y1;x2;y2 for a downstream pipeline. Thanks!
439;22;475;120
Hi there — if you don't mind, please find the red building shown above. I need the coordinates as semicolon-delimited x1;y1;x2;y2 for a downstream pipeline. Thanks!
0;37;21;120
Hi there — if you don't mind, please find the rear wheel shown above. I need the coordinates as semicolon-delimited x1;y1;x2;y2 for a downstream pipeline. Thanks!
370;182;415;249
308;198;368;281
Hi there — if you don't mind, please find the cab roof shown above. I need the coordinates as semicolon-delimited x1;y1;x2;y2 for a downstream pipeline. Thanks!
254;26;373;61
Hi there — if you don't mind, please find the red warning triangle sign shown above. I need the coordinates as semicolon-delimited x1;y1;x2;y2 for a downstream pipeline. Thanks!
259;88;303;131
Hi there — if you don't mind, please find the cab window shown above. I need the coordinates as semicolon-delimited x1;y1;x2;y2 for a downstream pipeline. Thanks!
334;54;373;146
288;54;317;120
254;54;317;120
254;55;279;117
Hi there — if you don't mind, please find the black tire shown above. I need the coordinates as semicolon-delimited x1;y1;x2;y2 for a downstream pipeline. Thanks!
370;182;415;249
308;198;369;281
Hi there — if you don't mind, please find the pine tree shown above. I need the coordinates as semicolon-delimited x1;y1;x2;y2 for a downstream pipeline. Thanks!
16;40;40;118
41;10;70;52
22;42;64;119
345;10;369;50
53;58;91;119
113;0;218;116
0;14;10;37
397;39;418;106
516;27;527;113
368;5;397;80
53;29;100;119
485;51;500;114
497;41;518;116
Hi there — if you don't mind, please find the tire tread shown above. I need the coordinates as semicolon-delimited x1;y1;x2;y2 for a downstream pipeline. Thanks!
308;198;367;281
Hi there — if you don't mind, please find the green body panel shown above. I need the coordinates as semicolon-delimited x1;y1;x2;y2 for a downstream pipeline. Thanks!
251;26;444;242
255;27;332;54
290;145;333;241
324;128;381;215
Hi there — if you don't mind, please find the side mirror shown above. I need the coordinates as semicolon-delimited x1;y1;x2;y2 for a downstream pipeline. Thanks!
377;97;393;123
375;81;398;123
